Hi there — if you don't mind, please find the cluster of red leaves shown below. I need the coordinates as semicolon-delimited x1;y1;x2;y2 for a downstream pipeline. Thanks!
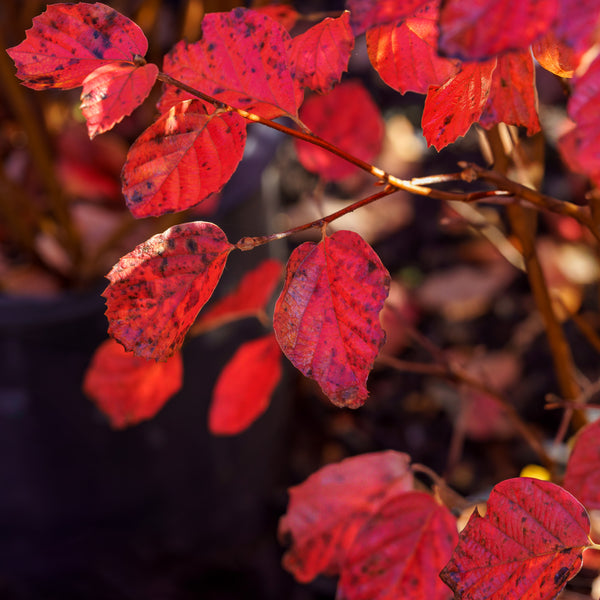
8;1;600;598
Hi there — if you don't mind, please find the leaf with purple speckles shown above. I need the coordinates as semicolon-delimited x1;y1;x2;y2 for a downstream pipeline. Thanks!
81;61;158;139
103;221;233;360
122;99;247;218
273;230;390;408
157;8;303;119
7;2;149;90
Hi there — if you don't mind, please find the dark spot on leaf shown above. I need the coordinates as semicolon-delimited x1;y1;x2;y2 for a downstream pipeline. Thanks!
186;238;198;253
554;567;569;586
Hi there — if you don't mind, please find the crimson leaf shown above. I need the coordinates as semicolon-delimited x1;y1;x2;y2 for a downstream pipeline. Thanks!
122;100;247;218
7;2;149;90
103;222;233;360
273;230;390;408
209;333;282;435
83;338;183;428
279;451;413;582
440;477;591;600
346;0;430;35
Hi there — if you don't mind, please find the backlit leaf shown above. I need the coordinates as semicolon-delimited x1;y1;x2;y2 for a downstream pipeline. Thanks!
422;60;495;150
366;2;460;95
103;222;233;360
279;451;413;582
209;333;282;435
7;2;149;90
438;0;558;61
288;11;354;94
194;258;284;333
122;99;247;218
81;61;158;139
553;0;600;66
558;54;600;186
563;418;600;511
295;80;384;181
440;477;591;600
338;492;457;600
479;51;540;135
254;4;300;30
157;8;302;119
83;338;183;428
273;230;390;408
532;32;576;78
346;0;430;35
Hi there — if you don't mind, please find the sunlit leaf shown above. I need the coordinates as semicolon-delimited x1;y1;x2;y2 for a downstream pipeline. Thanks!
122;99;247;218
338;492;457;600
289;11;354;94
81;61;158;138
7;2;149;90
440;477;591;600
295;80;384;181
103;221;233;360
346;0;430;35
279;451;413;582
366;2;460;95
209;333;282;435
273;230;390;408
83;338;183;428
157;8;302;119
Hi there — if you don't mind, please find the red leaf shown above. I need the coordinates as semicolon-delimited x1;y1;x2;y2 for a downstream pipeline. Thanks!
366;2;460;95
279;451;413;582
558;54;600;186
553;0;600;66
194;258;284;333
83;338;183;428
422;60;495;150
157;8;302;119
440;478;591;600
532;32;576;78
479;51;540;135
438;0;558;61
346;0;430;35
295;80;384;181
209;333;282;435
273;230;390;408
121;100;247;218
288;11;354;94
254;4;300;30
81;61;158;139
103;222;233;360
338;492;457;600
7;2;149;90
563;418;600;511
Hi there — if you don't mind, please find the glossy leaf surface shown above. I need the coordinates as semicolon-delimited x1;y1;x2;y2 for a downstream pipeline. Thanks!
338;492;457;600
7;2;149;90
422;60;495;150
366;2;460;95
81;61;158;138
84;338;183;428
289;12;354;95
194;258;283;333
438;0;558;60
103;222;233;360
273;230;390;408
295;80;384;181
440;478;591;600
279;451;413;582
563;418;600;511
209;333;282;435
157;8;302;119
122;100;247;218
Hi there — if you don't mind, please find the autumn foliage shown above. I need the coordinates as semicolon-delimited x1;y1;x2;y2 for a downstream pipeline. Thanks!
8;0;600;598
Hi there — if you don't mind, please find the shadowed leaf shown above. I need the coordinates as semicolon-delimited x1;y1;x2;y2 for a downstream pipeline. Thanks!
346;0;429;35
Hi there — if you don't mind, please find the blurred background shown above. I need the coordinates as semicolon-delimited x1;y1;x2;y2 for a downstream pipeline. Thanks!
1;0;599;598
